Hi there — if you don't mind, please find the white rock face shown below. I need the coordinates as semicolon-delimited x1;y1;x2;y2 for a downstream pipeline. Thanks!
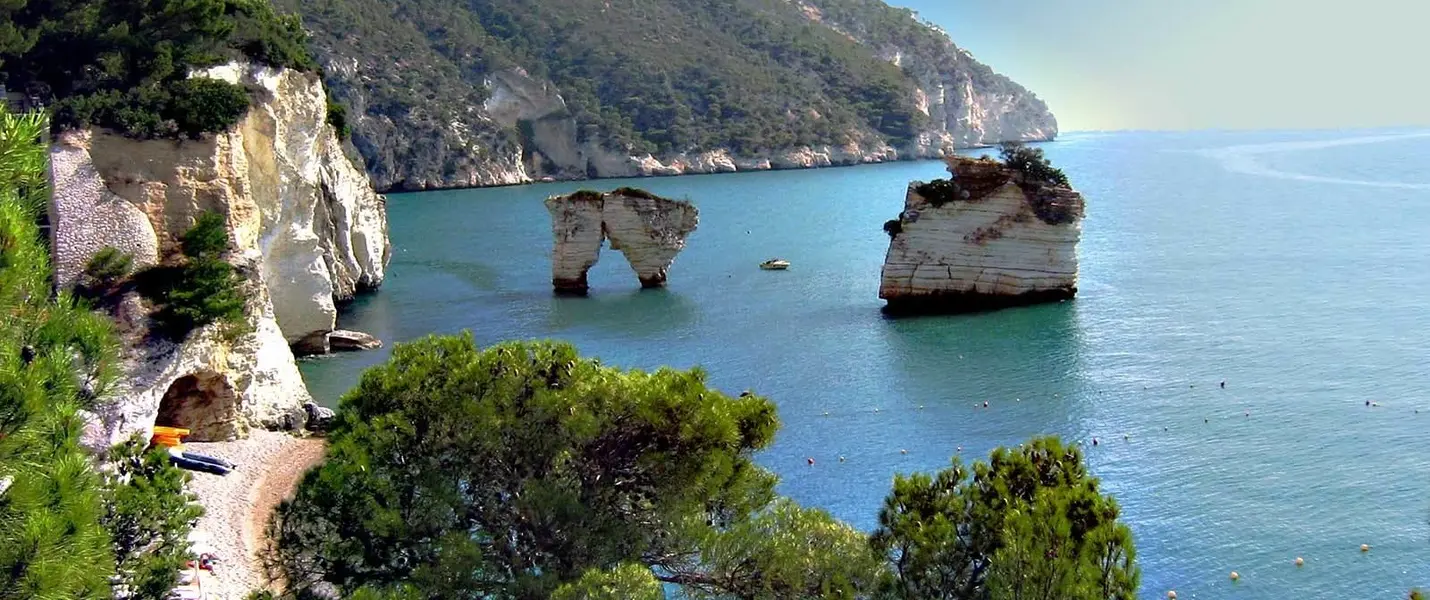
49;63;390;444
544;191;699;294
879;156;1082;314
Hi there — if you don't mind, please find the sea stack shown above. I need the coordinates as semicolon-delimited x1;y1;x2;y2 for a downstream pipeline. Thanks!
878;149;1084;315
545;188;698;295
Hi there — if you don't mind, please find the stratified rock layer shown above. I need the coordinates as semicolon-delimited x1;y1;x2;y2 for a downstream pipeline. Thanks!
51;64;390;444
879;156;1083;315
544;190;698;294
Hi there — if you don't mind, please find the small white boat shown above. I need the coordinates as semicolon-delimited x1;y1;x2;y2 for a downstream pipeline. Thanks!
759;259;790;270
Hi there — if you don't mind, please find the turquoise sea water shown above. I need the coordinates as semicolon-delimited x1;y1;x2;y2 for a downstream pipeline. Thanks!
300;130;1430;598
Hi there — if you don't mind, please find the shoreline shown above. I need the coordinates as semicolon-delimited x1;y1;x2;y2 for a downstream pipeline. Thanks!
374;141;1046;195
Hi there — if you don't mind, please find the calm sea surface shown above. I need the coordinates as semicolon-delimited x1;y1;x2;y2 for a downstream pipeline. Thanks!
301;130;1430;598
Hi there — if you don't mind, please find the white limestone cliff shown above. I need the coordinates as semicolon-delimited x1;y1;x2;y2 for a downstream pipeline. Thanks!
50;64;390;443
879;155;1083;314
544;190;699;294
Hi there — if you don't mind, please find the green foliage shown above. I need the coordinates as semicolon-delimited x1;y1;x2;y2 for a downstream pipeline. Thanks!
568;189;605;202
1411;589;1425;600
669;498;886;599
168;77;255;139
272;334;791;599
999;142;1069;188
915;178;965;208
883;218;902;238
0;0;319;137
327;98;352;141
275;0;929;159
101;435;205;600
136;212;248;341
76;246;135;304
551;564;662;600
610;187;666;201
870;437;1138;600
0;107;118;599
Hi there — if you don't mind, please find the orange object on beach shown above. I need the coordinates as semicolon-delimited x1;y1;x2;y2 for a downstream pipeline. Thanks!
151;426;190;448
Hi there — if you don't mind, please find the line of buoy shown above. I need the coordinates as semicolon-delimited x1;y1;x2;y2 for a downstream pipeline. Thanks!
1295;556;1304;566
1229;571;1239;581
1361;543;1370;552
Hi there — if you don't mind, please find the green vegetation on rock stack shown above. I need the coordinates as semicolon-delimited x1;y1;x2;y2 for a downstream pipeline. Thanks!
0;0;317;137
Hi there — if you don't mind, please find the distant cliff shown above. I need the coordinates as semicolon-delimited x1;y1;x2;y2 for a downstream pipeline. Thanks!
50;65;390;444
274;0;1056;191
879;152;1082;315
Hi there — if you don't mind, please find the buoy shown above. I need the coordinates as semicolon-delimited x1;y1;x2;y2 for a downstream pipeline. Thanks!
1092;437;1099;446
900;449;908;455
1295;557;1304;566
1167;591;1177;599
1361;544;1370;552
918;405;925;410
807;457;814;466
1015;398;1021;402
823;411;830;417
1230;571;1239;581
874;408;881;413
1245;411;1250;417
983;401;989;408
956;446;963;452
1220;381;1226;388
1205;418;1209;423
839;456;846;462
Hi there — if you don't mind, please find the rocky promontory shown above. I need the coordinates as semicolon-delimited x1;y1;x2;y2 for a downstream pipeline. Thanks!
544;189;698;295
49;64;390;445
879;151;1083;315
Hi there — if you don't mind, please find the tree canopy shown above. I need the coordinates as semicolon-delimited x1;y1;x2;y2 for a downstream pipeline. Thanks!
271;334;891;599
871;437;1138;600
0;0;317;137
0;107;119;600
272;334;1138;600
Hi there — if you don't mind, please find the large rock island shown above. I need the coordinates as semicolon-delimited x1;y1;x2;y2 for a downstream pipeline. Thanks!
48;64;390;444
545;189;698;295
879;148;1083;315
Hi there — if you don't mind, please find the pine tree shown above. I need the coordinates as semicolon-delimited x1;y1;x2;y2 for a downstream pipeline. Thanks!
0;107;119;598
101;436;205;600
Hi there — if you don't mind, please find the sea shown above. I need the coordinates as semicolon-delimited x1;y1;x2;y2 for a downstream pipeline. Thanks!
299;129;1430;598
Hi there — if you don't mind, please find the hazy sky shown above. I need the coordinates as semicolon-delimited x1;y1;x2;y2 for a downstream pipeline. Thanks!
894;0;1430;132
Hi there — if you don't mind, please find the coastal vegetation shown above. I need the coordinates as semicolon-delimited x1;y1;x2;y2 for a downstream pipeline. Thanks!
134;212;249;341
274;0;925;157
271;334;1137;600
0;107;200;599
0;0;318;137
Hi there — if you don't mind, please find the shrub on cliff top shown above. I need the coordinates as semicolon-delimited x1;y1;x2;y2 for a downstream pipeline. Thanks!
915;178;966;207
610;187;667;201
0;0;321;138
999;141;1069;188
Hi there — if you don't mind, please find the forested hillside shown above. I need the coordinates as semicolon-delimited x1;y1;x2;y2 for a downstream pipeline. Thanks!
274;0;1057;190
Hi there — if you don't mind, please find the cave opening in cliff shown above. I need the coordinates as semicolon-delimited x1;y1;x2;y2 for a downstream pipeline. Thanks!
156;371;240;442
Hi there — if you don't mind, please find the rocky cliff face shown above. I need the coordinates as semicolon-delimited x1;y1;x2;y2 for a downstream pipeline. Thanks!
794;0;1058;152
879;156;1083;315
50;64;390;443
545;190;699;295
281;0;1057;191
